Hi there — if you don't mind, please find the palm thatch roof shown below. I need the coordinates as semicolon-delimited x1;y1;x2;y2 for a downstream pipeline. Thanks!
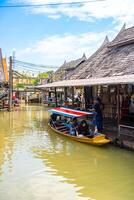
65;36;110;79
54;53;86;81
65;24;134;80
108;23;134;47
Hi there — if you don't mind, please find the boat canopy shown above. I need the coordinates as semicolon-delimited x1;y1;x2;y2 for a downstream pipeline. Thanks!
48;107;94;118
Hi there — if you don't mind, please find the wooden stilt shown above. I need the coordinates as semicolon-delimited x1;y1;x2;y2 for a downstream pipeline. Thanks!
64;87;67;106
72;86;74;107
117;85;121;137
54;87;57;107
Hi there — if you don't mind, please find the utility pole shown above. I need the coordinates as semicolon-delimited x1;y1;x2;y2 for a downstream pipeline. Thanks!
9;56;13;111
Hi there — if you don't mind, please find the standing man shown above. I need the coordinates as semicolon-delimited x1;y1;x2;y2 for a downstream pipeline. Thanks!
91;97;104;132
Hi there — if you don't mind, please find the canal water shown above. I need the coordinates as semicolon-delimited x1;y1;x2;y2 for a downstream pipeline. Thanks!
0;105;133;200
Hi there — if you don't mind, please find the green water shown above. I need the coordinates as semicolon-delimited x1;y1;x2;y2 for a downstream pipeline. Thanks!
0;105;133;200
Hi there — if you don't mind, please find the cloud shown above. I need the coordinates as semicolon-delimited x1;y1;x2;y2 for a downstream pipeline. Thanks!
10;0;134;26
16;32;106;66
10;0;134;69
48;14;61;19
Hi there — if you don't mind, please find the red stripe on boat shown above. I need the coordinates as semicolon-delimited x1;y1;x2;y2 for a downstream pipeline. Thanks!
54;107;90;116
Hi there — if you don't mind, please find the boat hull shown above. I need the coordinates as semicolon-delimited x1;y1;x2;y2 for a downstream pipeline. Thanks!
48;123;110;146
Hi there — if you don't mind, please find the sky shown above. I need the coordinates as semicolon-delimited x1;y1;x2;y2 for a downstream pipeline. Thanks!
0;0;134;69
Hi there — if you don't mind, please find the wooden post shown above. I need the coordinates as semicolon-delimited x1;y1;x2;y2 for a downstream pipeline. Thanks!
9;56;13;111
117;85;120;136
48;90;51;98
84;87;86;109
72;86;74;107
55;87;58;107
84;86;92;109
38;92;40;104
64;87;67;106
60;92;63;106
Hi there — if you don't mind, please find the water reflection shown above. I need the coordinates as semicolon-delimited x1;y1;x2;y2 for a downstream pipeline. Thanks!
0;105;44;175
32;135;134;200
0;105;134;200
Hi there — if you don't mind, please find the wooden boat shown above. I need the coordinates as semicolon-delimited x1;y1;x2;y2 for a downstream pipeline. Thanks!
48;107;110;146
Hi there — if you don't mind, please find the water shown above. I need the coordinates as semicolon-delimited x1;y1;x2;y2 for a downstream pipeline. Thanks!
0;105;134;200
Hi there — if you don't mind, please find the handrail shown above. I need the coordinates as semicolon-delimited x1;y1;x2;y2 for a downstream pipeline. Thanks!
118;124;134;138
119;124;134;129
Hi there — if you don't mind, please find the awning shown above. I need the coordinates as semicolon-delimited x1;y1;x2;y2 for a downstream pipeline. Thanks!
48;107;94;118
36;74;134;89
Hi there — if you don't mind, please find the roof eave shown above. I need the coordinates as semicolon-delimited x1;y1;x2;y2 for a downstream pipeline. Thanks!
36;74;134;89
108;38;134;48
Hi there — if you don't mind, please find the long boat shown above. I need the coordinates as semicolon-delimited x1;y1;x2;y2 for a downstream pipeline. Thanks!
48;107;110;146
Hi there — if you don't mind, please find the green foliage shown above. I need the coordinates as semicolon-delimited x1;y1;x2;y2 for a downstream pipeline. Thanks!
16;83;25;89
31;78;39;85
38;73;48;78
37;71;53;79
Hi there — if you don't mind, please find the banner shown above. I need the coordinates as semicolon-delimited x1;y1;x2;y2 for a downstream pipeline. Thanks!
0;48;5;82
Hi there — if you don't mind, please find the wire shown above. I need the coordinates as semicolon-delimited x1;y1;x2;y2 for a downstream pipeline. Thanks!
14;66;57;71
13;60;58;75
0;0;105;8
14;60;58;69
13;67;57;73
14;66;45;72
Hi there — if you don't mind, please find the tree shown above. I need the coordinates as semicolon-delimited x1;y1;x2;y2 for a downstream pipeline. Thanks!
37;71;53;79
31;78;39;85
16;83;25;89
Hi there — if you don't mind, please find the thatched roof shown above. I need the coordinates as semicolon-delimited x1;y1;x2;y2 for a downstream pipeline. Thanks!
66;25;134;80
54;53;86;81
109;24;134;47
65;35;110;79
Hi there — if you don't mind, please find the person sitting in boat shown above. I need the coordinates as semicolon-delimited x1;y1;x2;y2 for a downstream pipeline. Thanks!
49;113;57;127
78;120;89;136
69;117;79;136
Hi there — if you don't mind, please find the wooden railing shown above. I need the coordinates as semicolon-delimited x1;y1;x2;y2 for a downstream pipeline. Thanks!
118;124;134;138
